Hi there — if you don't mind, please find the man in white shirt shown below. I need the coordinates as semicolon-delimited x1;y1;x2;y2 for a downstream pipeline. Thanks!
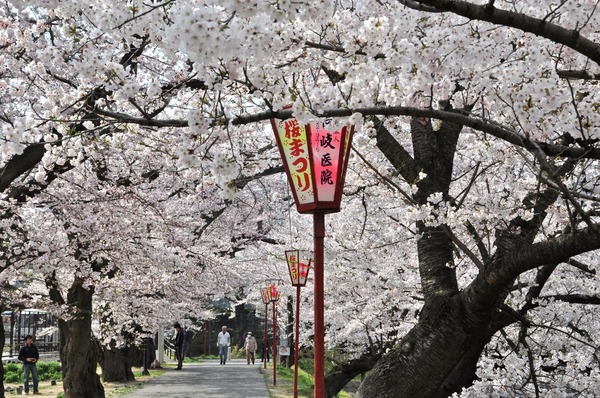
216;325;231;365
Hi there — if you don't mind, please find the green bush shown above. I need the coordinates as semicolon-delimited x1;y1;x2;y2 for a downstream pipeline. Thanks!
2;361;62;383
4;372;21;383
37;362;62;381
3;362;23;383
4;362;21;373
230;346;244;359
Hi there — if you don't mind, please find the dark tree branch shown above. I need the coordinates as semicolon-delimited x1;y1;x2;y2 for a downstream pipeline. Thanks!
566;258;596;274
557;69;600;80
371;116;420;184
499;224;600;286
325;350;384;398
541;294;600;305
411;0;600;66
92;106;600;160
0;144;46;192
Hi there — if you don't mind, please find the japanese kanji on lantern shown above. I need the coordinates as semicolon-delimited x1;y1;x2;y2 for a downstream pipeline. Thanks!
268;283;280;302
270;109;354;398
270;115;354;214
286;249;312;287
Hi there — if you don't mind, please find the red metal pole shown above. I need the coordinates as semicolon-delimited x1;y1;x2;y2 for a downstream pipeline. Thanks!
273;299;278;386
264;304;268;369
313;211;325;398
293;285;301;398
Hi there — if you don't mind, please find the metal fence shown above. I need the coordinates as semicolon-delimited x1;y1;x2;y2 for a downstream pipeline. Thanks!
2;309;60;358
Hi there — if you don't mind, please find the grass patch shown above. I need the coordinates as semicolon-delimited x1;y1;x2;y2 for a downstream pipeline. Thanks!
132;368;166;378
3;364;164;398
264;359;358;398
106;382;146;397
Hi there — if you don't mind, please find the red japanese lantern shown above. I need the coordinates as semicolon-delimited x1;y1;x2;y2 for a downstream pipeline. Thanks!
260;287;270;305
270;109;354;398
286;250;312;287
270;114;354;214
268;283;280;302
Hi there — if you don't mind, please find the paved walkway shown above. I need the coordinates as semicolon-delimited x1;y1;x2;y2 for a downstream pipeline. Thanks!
121;359;270;398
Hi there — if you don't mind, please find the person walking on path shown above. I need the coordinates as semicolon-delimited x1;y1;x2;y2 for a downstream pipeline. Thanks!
119;360;270;398
244;332;257;365
173;323;184;370
216;325;231;365
18;335;41;395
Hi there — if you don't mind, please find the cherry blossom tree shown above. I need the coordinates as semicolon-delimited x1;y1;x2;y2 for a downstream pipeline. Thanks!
1;1;600;398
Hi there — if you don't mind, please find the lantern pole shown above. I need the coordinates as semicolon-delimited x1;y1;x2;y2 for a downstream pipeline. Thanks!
264;302;269;369
271;113;354;398
260;287;270;370
313;211;326;398
293;284;301;397
285;249;311;398
273;295;278;386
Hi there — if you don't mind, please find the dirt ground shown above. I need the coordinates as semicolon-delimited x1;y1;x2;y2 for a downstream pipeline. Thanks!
3;368;157;397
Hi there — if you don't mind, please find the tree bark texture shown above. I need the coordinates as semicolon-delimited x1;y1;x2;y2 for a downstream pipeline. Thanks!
325;352;381;398
234;301;247;349
356;114;600;397
101;344;135;383
59;278;105;398
356;277;518;398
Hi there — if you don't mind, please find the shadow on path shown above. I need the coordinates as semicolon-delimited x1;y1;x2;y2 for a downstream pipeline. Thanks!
121;359;269;398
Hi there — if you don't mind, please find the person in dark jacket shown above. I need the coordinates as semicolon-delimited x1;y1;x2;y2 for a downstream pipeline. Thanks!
18;335;41;395
173;323;184;370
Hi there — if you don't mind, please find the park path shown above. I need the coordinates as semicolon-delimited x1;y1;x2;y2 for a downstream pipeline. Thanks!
120;358;270;398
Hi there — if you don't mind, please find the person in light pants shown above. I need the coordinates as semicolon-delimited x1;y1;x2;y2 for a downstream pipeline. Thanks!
216;326;231;364
244;332;257;364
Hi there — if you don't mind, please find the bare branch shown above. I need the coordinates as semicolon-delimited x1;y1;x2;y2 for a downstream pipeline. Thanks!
441;225;484;270
541;294;600;305
566;258;596;274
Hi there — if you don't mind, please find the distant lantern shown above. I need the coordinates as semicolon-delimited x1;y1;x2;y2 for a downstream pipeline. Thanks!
260;287;270;305
286;250;312;287
285;249;313;398
268;283;280;302
270;113;354;214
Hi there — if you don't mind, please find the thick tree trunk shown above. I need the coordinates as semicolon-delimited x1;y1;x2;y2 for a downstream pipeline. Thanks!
356;294;491;398
325;352;381;398
358;114;480;398
433;309;519;397
234;302;247;348
60;278;104;398
130;338;155;367
100;342;135;382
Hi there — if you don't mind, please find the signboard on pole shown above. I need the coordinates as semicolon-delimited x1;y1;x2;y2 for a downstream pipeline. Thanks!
279;345;290;356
